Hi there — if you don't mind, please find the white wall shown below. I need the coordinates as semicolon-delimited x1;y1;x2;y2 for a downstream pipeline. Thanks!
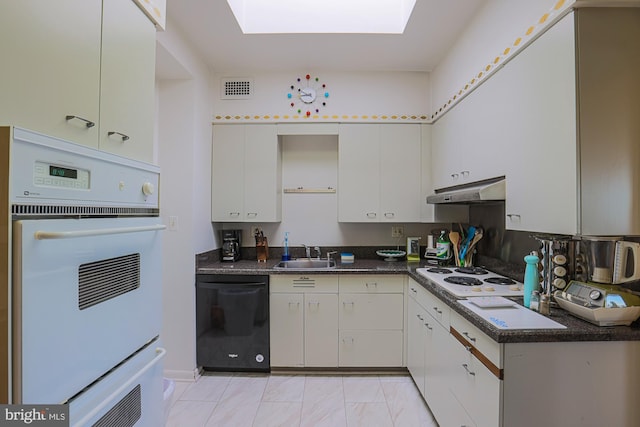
156;19;214;380
430;0;568;113
212;71;431;121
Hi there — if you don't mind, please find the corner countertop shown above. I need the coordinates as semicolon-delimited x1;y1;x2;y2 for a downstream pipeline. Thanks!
196;258;640;344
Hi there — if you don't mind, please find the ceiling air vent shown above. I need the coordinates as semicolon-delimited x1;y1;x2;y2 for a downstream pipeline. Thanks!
221;77;253;99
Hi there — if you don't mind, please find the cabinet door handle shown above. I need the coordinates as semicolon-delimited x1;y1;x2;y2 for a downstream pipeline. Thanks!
410;287;417;294
65;115;95;128
288;302;300;309
462;363;476;376
365;282;377;288
451;173;459;180
246;212;258;217
460;170;470;178
366;212;377;218
384;212;394;218
342;337;354;344
462;332;476;342
507;213;521;220
342;301;354;307
416;314;424;321
432;306;442;315
425;323;433;330
308;301;320;307
108;131;130;141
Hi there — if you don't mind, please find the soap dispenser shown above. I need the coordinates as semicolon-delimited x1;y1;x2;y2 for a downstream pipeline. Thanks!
523;253;540;308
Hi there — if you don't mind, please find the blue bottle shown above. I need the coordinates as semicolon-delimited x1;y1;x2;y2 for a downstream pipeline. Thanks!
523;254;540;308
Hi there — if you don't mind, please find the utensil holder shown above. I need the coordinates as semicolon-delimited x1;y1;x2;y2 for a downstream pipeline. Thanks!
256;236;269;262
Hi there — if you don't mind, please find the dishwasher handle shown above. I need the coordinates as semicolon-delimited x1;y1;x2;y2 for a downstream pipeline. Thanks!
197;282;266;290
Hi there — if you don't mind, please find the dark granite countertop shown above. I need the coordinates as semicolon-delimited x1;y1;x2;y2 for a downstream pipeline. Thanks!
196;257;640;344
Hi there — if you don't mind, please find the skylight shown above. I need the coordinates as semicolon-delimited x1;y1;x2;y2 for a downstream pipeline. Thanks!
227;0;417;34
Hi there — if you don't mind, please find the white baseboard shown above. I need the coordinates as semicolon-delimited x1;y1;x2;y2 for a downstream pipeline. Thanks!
163;367;201;381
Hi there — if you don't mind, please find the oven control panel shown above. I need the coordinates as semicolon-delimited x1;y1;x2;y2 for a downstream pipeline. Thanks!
10;127;159;209
34;161;91;191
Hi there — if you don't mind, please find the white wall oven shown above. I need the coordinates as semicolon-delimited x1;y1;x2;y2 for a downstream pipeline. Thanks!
2;127;165;426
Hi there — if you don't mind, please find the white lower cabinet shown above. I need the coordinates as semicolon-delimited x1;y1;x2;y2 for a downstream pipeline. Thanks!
338;330;403;367
408;279;460;424
269;292;304;367
269;275;338;367
270;274;405;368
338;275;404;367
408;278;501;427
407;297;427;396
304;293;339;367
449;321;501;427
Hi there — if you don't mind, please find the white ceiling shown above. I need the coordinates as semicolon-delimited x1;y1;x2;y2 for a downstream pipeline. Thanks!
166;0;487;73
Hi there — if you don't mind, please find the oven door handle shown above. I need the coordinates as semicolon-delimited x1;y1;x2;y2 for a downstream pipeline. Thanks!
34;224;166;240
72;347;167;427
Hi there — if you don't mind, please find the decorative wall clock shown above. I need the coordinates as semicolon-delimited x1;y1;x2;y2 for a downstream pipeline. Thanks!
287;74;329;116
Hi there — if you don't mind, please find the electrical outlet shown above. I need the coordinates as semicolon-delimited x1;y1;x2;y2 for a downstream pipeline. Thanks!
168;216;178;231
391;226;404;237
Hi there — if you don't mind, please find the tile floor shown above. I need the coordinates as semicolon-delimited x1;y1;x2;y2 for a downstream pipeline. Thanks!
167;372;438;427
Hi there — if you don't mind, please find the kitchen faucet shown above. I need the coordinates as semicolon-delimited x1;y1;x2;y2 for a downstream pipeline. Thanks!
302;244;322;259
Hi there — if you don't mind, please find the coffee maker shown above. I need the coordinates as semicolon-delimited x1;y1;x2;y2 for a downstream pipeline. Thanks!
221;230;242;262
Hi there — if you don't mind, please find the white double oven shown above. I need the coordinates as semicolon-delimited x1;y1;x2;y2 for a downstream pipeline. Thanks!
5;127;165;426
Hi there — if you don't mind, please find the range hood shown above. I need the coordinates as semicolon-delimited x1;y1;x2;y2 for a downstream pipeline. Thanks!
427;176;505;204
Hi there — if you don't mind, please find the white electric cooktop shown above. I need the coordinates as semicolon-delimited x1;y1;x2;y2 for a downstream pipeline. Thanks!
416;266;524;298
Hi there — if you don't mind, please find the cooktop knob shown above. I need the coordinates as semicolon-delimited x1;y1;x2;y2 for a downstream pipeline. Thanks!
142;182;155;196
589;290;602;300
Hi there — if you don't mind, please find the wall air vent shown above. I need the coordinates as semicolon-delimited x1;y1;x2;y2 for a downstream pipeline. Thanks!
221;78;253;99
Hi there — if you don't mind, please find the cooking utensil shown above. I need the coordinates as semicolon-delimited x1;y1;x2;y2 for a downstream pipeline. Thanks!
449;231;460;266
458;226;476;266
464;230;483;266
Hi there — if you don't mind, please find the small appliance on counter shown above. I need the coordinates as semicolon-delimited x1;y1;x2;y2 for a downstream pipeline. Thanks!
221;229;242;262
554;280;640;326
575;236;640;285
406;236;421;262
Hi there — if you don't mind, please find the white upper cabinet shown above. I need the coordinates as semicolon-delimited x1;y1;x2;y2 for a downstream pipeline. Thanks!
431;92;506;190
99;0;157;162
212;125;282;222
502;14;577;234
0;0;157;163
431;13;577;235
0;0;102;147
338;124;422;222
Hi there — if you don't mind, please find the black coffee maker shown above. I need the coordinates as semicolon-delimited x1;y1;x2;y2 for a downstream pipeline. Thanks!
221;230;242;262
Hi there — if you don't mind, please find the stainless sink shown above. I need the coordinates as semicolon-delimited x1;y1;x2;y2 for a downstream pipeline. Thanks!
273;258;337;270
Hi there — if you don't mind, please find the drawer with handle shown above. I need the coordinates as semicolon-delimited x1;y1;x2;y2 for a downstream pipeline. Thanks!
270;274;338;293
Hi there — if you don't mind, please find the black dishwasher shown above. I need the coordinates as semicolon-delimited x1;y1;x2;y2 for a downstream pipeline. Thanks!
196;274;270;372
